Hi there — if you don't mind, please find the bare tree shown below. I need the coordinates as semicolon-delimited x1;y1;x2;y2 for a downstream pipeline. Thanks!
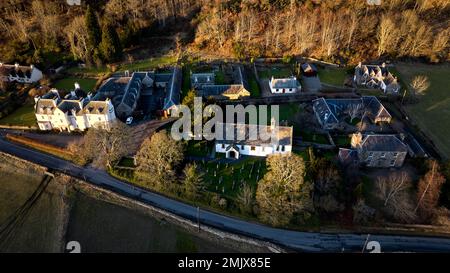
345;103;363;123
410;75;430;95
80;122;132;169
377;14;398;57
375;172;416;223
415;160;446;220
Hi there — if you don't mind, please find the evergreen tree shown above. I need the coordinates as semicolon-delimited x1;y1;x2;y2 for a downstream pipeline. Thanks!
100;21;123;63
85;5;101;54
183;163;205;201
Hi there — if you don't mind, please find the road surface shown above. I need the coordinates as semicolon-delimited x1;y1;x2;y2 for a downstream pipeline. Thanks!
1;137;450;252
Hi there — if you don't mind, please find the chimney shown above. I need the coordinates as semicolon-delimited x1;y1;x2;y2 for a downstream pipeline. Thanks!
14;63;19;69
34;96;40;104
74;82;81;90
30;64;34;70
0;62;3;67
125;70;129;77
70;90;76;98
381;62;386;68
270;117;277;130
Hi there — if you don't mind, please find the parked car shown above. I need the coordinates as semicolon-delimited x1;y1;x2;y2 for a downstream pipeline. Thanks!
126;116;133;125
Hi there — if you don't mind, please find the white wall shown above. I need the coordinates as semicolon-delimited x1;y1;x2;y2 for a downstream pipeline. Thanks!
215;143;292;157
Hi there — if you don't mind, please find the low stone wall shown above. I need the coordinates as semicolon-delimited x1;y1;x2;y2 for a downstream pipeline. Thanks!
0;124;38;130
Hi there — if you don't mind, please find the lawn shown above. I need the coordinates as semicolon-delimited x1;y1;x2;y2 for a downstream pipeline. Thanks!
198;157;267;199
53;77;97;93
396;63;450;159
185;140;211;157
214;70;226;84
118;56;177;72
299;131;330;144
249;103;302;125
258;67;293;79
333;135;351;147
0;104;36;126
247;74;261;97
317;67;348;86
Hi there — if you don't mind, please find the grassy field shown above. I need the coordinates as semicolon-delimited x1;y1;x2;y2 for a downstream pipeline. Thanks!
0;155;67;252
214;70;226;84
317;67;348;86
185;140;212;157
53;77;97;93
118;56;177;72
258;67;292;79
0;104;36;126
396;63;450;159
247;74;261;97
66;191;234;253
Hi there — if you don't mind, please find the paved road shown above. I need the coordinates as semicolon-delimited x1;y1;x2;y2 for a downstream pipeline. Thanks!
1;137;450;252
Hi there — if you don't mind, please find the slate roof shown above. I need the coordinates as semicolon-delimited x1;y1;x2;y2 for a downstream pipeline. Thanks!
35;100;58;115
214;122;293;146
163;66;182;110
270;76;299;89
84;100;110;115
338;148;359;166
313;96;391;126
360;134;408;152
58;100;82;115
312;98;339;127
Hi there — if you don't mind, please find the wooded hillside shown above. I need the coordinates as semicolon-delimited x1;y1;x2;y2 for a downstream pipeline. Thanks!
0;0;449;68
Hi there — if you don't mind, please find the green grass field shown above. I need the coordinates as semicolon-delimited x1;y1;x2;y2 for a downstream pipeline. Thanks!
119;56;177;72
258;67;292;79
247;74;261;97
0;104;36;126
317;67;348;86
396;63;450;159
53;77;97;93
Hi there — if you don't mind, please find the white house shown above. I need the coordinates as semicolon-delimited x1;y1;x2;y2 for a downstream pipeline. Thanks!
0;63;43;83
215;120;293;159
269;76;300;94
35;87;116;132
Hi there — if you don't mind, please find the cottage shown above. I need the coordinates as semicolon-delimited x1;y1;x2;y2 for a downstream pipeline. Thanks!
195;66;250;100
301;63;318;77
190;72;215;89
215;120;293;159
0;63;43;83
354;62;400;93
350;133;408;168
269;76;301;94
312;96;391;130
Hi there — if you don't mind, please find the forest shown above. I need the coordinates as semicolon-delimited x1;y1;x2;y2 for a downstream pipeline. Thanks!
0;0;449;69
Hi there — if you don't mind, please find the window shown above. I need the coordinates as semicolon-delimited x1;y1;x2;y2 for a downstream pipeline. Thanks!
289;88;292;92
240;145;244;150
393;152;398;157
381;153;386;158
251;146;256;151
390;160;396;166
276;89;279;92
98;117;101;121
368;152;374;157
221;144;225;149
281;145;285;152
